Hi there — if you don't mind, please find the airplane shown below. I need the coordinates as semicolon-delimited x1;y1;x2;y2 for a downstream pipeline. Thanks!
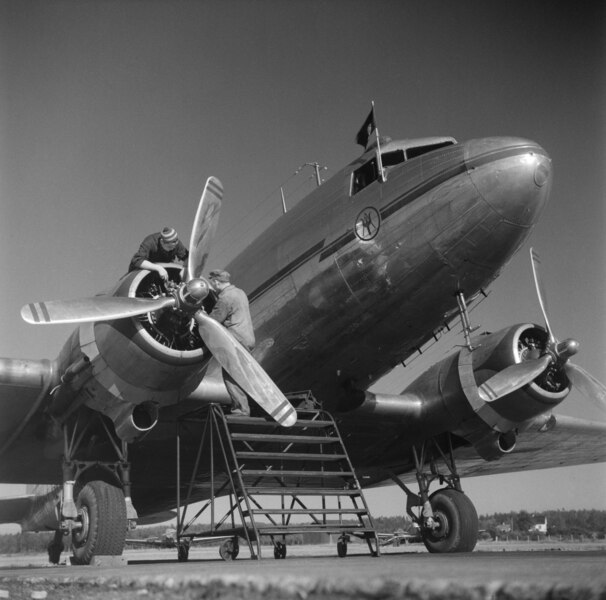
1;128;606;566
126;527;182;549
124;527;233;555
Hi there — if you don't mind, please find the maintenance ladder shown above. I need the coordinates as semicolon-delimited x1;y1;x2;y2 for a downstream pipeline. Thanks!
175;403;380;560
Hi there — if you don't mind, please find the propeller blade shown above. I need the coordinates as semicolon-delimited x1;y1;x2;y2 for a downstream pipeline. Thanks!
565;362;606;412
21;296;175;325
478;355;552;403
187;177;223;281
530;247;555;344
194;311;297;427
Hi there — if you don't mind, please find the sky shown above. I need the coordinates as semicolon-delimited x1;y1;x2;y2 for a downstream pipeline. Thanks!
0;0;605;523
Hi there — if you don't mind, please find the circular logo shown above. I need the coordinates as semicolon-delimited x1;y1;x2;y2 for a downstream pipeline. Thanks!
354;207;381;241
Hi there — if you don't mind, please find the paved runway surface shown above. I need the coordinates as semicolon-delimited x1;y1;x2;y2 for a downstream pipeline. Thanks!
1;543;606;599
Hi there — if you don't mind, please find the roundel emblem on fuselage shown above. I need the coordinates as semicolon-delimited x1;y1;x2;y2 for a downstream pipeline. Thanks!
354;207;381;241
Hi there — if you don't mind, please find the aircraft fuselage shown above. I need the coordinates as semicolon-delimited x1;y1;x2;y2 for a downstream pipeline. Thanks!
0;135;553;510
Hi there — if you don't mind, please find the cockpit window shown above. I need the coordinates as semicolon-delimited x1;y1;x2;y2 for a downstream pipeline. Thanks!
381;149;406;167
406;141;454;160
351;158;379;195
351;141;455;196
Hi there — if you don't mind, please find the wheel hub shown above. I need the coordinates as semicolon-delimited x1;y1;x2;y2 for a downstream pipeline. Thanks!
72;506;90;546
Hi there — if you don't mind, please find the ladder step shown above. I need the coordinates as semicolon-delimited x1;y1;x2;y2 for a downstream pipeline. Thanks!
230;433;341;444
241;469;353;478
235;451;347;461
245;487;362;496
226;415;335;429
249;508;368;515
255;524;377;536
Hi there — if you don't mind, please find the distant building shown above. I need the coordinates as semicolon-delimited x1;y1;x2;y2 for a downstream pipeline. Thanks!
496;522;512;534
529;515;547;534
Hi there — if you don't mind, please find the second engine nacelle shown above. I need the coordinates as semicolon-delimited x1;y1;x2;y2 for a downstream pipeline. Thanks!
343;324;571;461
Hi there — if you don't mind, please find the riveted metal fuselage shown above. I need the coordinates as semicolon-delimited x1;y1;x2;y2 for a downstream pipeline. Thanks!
229;138;551;417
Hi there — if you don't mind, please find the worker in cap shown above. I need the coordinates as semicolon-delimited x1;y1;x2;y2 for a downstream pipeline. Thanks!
208;269;256;416
129;227;189;282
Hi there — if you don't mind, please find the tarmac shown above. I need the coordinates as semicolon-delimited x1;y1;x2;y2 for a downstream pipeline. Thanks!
1;541;606;599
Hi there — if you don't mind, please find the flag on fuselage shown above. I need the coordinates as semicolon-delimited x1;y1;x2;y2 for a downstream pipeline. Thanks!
355;106;376;148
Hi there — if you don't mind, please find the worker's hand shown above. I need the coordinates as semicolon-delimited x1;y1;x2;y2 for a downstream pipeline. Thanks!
157;266;169;281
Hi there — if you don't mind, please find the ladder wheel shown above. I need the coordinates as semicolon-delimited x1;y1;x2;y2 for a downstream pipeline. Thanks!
273;541;287;559
337;539;348;557
219;538;239;561
177;542;190;562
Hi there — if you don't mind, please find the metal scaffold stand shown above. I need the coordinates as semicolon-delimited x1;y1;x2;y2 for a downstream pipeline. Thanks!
174;397;380;561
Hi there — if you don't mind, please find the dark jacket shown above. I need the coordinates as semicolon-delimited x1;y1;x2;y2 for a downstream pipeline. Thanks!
129;232;189;272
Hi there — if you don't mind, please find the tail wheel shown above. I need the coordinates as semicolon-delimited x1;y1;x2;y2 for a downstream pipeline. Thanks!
422;488;478;553
71;480;127;565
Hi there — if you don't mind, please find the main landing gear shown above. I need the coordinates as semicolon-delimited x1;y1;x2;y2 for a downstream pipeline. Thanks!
50;412;134;565
390;434;479;553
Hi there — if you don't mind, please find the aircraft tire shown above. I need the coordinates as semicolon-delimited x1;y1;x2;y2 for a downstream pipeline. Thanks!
422;488;478;553
71;480;127;565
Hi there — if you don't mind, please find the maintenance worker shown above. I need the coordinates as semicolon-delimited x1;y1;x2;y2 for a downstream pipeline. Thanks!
129;227;189;281
208;269;255;416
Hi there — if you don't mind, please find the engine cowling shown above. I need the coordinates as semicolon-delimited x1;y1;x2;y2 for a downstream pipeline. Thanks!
50;265;215;441
343;324;571;461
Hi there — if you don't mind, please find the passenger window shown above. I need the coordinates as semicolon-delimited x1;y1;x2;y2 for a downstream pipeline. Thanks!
351;158;379;195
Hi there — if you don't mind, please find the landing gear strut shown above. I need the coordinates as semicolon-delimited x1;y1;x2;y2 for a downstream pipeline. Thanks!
55;412;134;565
391;434;478;553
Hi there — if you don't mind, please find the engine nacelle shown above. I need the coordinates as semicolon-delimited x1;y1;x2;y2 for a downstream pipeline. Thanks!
342;324;571;461
49;265;216;441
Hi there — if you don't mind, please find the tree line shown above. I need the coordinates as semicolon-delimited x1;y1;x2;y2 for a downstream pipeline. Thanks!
0;509;604;554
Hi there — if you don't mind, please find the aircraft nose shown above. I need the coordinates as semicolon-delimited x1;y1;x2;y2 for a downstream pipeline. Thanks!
465;137;552;227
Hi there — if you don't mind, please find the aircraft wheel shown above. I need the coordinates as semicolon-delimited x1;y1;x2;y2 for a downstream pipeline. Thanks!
219;538;239;561
422;488;478;553
71;480;127;565
273;541;287;559
337;539;348;557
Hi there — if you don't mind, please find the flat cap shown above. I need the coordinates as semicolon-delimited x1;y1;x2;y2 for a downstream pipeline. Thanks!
209;269;231;283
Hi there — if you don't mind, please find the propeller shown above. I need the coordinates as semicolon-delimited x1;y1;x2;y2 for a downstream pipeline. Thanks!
529;246;606;411
478;247;606;412
21;296;175;325
195;312;297;426
21;176;297;426
478;355;552;403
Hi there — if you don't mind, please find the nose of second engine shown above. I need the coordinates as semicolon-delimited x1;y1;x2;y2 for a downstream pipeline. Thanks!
465;137;552;228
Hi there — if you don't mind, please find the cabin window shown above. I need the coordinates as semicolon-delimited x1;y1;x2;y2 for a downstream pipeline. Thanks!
406;141;454;160
351;158;379;195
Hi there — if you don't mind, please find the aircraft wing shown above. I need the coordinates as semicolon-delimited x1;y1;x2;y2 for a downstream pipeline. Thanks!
0;358;55;459
398;412;606;484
